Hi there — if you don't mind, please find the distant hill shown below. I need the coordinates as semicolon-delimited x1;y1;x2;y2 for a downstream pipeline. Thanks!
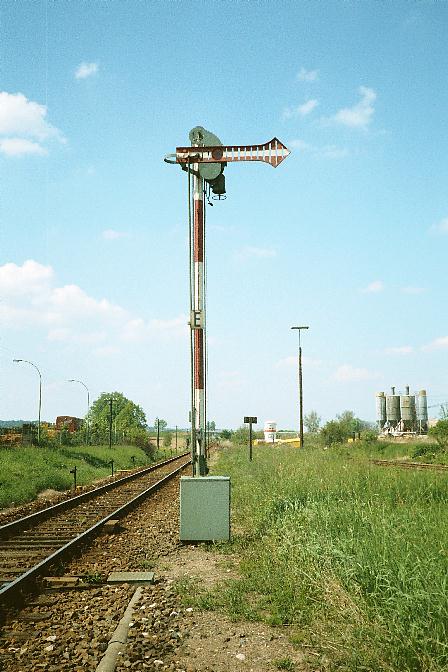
0;420;28;428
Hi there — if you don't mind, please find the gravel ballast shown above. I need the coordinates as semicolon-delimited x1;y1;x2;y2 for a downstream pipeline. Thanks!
1;468;309;672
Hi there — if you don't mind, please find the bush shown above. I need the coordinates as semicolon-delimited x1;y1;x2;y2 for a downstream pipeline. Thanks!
231;426;250;445
428;420;448;451
163;431;172;448
362;429;379;444
411;443;438;460
320;420;348;446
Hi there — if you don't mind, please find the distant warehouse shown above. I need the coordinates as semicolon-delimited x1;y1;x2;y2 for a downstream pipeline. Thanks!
56;416;83;432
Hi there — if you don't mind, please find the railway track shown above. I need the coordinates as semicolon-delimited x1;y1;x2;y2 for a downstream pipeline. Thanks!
0;453;190;618
371;459;448;471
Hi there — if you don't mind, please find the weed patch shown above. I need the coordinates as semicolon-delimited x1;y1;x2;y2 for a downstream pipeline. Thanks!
0;444;155;508
203;444;448;671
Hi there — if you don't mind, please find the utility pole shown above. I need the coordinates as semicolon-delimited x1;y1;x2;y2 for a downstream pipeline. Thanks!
175;425;178;453
156;418;160;451
291;326;309;448
108;397;113;450
165;130;290;478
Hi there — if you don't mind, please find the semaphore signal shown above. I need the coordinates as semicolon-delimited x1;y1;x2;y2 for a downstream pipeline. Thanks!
172;137;291;168
165;127;290;477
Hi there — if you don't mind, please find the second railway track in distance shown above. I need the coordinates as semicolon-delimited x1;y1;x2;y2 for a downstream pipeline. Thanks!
0;453;190;618
371;459;448;472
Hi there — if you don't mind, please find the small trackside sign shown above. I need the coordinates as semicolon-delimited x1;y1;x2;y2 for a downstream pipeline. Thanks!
244;416;257;424
190;310;204;329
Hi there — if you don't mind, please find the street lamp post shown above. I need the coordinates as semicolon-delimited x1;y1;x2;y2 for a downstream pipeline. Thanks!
290;326;309;448
68;379;90;444
13;359;42;445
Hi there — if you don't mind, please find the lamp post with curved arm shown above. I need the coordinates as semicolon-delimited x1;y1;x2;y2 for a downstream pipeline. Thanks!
68;379;90;444
13;359;42;445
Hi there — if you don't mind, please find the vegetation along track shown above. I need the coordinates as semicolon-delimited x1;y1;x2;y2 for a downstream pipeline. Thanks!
372;458;448;471
0;453;190;618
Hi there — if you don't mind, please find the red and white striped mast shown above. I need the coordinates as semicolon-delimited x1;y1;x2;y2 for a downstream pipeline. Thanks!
192;150;206;475
165;129;290;476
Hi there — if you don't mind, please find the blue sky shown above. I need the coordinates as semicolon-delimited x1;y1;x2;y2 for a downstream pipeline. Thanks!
1;1;447;429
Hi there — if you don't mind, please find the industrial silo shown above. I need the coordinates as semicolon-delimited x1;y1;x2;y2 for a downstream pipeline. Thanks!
386;386;400;428
400;385;416;431
416;389;428;433
375;392;386;430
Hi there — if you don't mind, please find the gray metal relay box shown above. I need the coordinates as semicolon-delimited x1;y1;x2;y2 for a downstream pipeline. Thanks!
180;476;231;542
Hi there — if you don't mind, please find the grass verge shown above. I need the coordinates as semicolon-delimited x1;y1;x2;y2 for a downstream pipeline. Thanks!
0;444;175;509
185;443;448;671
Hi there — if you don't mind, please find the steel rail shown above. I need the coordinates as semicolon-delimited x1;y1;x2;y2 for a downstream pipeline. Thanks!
371;459;448;471
0;452;189;539
0;457;190;617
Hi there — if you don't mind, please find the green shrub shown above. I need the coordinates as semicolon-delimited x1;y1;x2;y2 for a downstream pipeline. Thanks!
362;429;378;443
231;426;249;445
411;442;438;460
320;420;348;446
428;420;448;451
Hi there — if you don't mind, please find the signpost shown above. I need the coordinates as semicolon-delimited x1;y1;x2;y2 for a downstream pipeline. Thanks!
244;416;258;461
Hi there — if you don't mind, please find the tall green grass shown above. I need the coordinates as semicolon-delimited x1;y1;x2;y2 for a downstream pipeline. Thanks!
0;444;172;509
205;444;448;671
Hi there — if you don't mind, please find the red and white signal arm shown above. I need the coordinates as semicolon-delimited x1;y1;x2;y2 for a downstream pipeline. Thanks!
175;138;290;168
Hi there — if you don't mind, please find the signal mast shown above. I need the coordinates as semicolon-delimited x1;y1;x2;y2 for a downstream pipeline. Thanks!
165;128;290;476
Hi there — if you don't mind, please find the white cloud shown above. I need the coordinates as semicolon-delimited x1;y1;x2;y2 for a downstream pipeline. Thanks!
121;316;188;342
0;92;64;156
0;138;48;156
333;365;379;382
235;246;277;261
47;328;71;342
0;92;62;141
422;336;448;352
0;260;185;348
288;138;348;160
94;345;120;357
333;86;376;129
102;229;128;240
283;99;319;119
75;62;99;79
430;217;448;235
320;145;349;159
401;286;425;295
289;139;311;151
0;259;54;296
297;67;319;82
298;99;319;116
384;346;414;355
361;280;384;293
